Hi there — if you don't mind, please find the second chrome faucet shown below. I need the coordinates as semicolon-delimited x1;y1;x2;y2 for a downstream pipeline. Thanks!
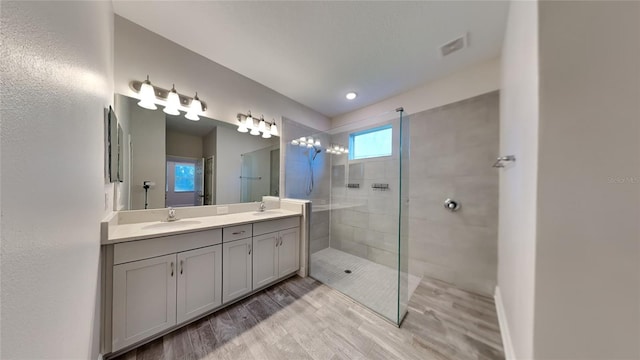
167;207;178;222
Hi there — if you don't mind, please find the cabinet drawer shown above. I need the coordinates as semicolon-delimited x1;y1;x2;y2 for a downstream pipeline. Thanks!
223;224;252;242
114;229;222;265
253;216;300;236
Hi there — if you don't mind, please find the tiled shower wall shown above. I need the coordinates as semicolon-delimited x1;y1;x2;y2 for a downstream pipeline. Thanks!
408;91;499;295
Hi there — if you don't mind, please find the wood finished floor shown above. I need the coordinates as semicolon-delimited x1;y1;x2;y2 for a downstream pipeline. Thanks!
112;276;504;360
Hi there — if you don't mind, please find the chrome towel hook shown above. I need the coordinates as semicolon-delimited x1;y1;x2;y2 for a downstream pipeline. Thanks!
492;155;516;168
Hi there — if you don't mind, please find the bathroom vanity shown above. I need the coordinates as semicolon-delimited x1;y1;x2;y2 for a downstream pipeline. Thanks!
100;202;308;356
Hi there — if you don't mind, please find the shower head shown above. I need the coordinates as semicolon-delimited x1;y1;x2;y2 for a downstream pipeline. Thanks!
312;147;322;160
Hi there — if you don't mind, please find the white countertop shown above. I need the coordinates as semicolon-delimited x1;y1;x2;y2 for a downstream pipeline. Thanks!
104;209;301;244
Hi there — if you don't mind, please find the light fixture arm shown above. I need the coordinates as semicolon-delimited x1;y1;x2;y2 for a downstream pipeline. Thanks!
130;80;208;111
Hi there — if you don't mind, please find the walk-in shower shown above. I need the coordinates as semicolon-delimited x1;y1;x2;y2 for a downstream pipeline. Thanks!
284;110;413;325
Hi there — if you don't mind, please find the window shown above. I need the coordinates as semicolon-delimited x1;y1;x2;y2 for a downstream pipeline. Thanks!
349;125;392;160
174;163;195;192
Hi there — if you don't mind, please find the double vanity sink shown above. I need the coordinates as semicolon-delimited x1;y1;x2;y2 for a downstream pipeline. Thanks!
105;208;295;243
101;205;305;355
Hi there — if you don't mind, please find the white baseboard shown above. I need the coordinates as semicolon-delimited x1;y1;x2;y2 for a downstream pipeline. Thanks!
494;286;516;360
97;353;103;360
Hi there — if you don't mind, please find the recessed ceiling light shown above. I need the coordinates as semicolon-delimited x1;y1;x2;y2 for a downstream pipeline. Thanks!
345;92;357;100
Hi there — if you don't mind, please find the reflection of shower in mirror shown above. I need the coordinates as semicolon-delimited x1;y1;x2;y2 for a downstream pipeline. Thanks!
305;145;322;195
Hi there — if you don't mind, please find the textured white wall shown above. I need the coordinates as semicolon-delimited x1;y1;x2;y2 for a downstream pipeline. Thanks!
331;57;500;128
497;1;539;358
0;1;114;359
534;1;640;358
114;15;330;133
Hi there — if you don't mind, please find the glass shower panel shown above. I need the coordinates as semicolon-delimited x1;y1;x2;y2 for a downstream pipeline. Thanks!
398;110;411;324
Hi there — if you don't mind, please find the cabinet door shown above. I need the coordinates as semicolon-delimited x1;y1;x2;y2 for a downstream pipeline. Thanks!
278;228;300;278
252;232;279;289
112;254;177;351
222;238;252;303
176;245;222;324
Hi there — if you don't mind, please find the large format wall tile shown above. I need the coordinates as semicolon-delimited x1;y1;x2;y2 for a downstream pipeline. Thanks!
408;91;499;295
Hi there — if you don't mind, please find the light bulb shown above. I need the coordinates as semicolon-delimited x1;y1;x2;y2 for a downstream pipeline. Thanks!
339;146;345;152
345;148;349;153
261;130;271;139
307;143;313;148
185;93;202;121
291;139;299;145
315;140;321;146
270;121;278;136
334;145;339;150
258;116;266;132
245;112;253;129
250;127;260;136
163;85;180;115
307;137;314;144
300;137;307;144
137;76;157;110
346;92;357;100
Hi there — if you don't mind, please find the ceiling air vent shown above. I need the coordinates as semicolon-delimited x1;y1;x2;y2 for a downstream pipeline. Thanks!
440;34;467;57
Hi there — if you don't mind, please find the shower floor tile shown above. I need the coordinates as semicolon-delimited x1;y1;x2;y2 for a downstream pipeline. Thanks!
310;247;420;322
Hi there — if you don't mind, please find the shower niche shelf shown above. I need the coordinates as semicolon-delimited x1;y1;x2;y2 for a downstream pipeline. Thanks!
371;183;390;191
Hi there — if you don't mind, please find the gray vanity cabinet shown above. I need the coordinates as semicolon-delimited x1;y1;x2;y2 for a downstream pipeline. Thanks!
277;227;300;277
252;232;279;289
105;216;301;355
253;226;300;289
176;245;222;324
222;237;253;303
112;254;177;351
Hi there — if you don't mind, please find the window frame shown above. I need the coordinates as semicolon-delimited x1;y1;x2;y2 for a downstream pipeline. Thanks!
348;124;393;161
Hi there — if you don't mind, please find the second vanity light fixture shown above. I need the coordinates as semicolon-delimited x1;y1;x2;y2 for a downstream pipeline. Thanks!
131;76;206;121
237;111;279;138
326;143;349;155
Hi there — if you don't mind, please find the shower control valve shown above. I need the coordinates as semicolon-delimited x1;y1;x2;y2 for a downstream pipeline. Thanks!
444;198;461;212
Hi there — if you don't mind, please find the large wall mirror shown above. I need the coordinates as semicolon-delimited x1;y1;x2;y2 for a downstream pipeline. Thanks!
115;94;280;210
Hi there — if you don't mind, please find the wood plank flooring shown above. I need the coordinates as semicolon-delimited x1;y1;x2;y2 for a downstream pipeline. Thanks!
112;276;504;360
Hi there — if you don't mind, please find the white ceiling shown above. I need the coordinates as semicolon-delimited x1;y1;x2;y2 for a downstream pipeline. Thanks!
113;1;508;118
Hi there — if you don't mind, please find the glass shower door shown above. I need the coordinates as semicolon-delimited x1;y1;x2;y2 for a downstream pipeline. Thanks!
303;109;411;325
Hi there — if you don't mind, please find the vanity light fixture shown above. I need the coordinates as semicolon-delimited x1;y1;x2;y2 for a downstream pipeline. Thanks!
130;77;208;120
137;76;157;110
292;136;324;149
236;112;279;138
162;84;180;116
185;93;202;121
326;143;349;155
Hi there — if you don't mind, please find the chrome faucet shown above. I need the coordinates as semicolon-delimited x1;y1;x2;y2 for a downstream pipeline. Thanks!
258;201;266;212
167;207;177;222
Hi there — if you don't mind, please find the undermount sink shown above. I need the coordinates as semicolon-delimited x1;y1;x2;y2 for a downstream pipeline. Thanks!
252;209;286;216
141;219;202;230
